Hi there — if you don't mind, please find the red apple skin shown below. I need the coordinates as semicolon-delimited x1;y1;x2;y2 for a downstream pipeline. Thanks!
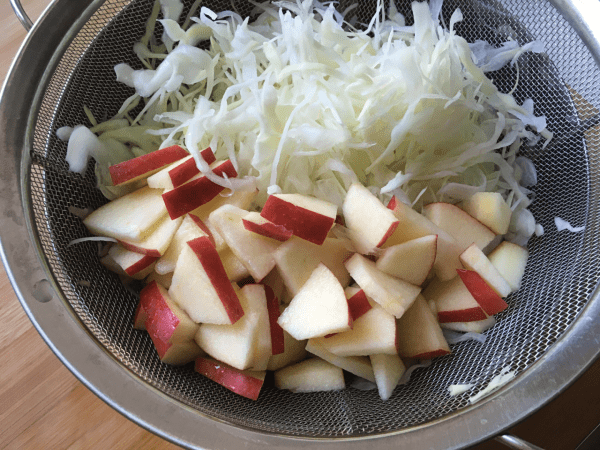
437;307;489;323
133;302;147;330
242;218;293;242
149;333;173;359
187;236;245;324
375;221;400;247
124;254;158;276
195;356;265;400
457;269;509;315
109;145;188;186
168;147;216;187
260;196;335;246
188;213;217;248
264;284;285;355
162;160;238;219
347;289;372;321
117;240;162;257
140;281;181;343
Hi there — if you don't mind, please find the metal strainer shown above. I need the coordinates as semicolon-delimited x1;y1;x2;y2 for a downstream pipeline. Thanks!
1;0;600;448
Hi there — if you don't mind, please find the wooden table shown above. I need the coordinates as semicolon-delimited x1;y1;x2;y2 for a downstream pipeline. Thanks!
1;1;599;449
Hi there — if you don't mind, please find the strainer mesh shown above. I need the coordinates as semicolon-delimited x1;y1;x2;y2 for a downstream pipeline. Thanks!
28;0;600;437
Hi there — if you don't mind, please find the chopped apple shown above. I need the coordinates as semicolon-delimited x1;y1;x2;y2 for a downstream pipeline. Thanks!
342;183;399;254
313;300;397;356
344;286;372;322
109;144;189;186
261;269;291;305
240;284;273;371
274;237;352;297
145;271;173;289
267;309;308;371
277;264;351;340
209;205;281;281
242;212;293;242
195;356;266;400
140;281;199;343
190;188;258;221
150;334;203;365
162;159;238;219
422;276;489;323
370;354;406;401
305;339;375;382
488;241;529;292
345;253;421;318
462;192;512;235
168;237;244;325
264;284;285;355
220;247;251;282
376;235;437;285
261;193;337;245
441;316;496;333
459;243;512;297
83;186;167;242
155;215;209;275
422;202;496;251
108;245;157;279
385;196;463;281
118;215;182;257
274;358;345;393
456;269;508;315
146;147;215;189
395;295;450;359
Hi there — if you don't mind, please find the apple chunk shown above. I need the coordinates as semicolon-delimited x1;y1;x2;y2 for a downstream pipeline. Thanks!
195;356;266;401
422;276;489;323
274;358;345;393
277;264;351;340
261;194;337;245
146;147;215;189
264;285;285;355
109;144;188;186
456;269;508;316
155;215;209;275
150;335;203;365
462;192;512;235
370;354;406;401
118;215;182;257
488;241;529;292
441;316;496;333
242;212;293;242
345;286;372;322
168;237;244;325
306;339;375;382
395;295;450;359
345;253;421;318
342;183;399;254
459;243;511;297
108;245;157;279
376;235;437;286
83;186;167;242
267;309;308;371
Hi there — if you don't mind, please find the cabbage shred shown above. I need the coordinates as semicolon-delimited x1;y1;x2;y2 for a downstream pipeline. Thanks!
65;0;548;230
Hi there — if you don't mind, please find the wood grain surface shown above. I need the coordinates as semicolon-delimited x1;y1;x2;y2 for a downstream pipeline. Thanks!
0;1;599;449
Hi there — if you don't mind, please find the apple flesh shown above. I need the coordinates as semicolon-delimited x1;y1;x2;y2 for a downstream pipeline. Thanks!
168;237;244;325
459;243;512;298
370;354;406;401
305;339;375;382
274;358;345;393
133;301;148;330
376;235;437;286
240;284;273;371
242;212;293;242
261;193;337;245
345;253;421;319
422;276;489;323
150;335;203;365
267;308;308;371
342;183;399;254
277;264;351;340
219;247;251;282
195;356;266;400
146;147;215;189
108;245;157;279
118;215;182;257
145;271;173;289
109;144;188;186
264;284;285;355
456;269;508;316
155;215;209;275
395;295;450;359
488;241;529;292
441;316;496;333
462;192;512;235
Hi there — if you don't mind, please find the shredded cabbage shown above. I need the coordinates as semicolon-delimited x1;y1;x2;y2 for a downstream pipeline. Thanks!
63;0;547;234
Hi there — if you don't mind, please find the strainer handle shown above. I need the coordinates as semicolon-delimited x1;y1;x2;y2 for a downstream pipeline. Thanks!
10;0;33;31
496;434;545;450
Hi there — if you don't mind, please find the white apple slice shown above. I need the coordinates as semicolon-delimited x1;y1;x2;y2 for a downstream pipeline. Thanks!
422;202;496;252
261;193;337;245
168;237;244;325
422;276;489;323
456;269;508;316
155;215;209;275
220;247;251;282
342;183;399;254
462;192;512;235
345;253;421;318
459;243;512;297
146;148;216;189
83;186;167;242
195;356;266;400
209;204;281;281
162;160;238;219
140;280;199;343
488;241;529;292
118;215;182;257
274;237;352;297
441;316;496;333
376;235;437;285
242;212;293;242
109;144;189;186
277;264;351;340
313;300;397;356
370;354;406;401
306;339;375;382
240;284;273;371
274;358;345;393
145;271;173;289
151;336;204;365
385;197;463;281
108;245;157;279
396;295;450;359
